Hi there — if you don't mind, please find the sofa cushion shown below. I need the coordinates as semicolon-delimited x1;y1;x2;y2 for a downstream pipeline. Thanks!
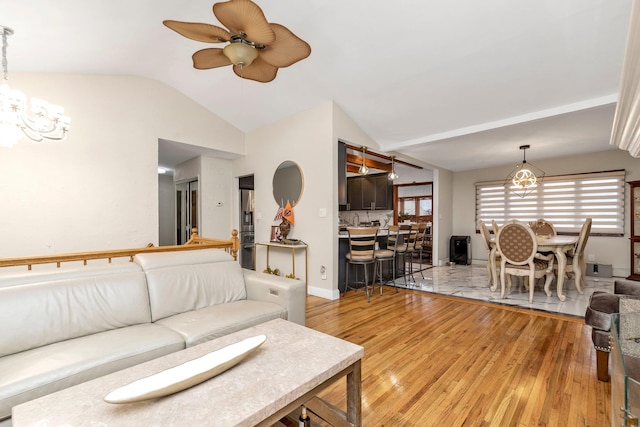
134;249;247;322
0;263;143;289
0;323;184;420
155;300;287;347
0;271;151;357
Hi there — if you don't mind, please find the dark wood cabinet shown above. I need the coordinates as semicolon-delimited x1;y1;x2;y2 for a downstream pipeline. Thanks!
347;178;363;210
345;174;392;210
362;176;376;209
373;174;392;210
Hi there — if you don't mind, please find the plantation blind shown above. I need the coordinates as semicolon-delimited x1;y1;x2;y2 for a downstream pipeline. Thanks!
476;170;625;236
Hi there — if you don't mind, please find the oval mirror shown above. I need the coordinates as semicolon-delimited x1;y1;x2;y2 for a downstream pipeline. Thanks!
272;161;304;207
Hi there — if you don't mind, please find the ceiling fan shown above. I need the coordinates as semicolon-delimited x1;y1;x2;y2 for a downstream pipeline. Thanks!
163;0;311;83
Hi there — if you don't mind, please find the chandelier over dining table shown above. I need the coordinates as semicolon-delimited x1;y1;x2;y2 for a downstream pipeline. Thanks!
503;145;545;198
0;26;70;147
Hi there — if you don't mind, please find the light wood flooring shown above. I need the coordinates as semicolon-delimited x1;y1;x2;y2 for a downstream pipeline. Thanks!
305;287;611;427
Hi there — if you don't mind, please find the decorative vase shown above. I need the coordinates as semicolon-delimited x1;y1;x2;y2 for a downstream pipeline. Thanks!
279;219;291;240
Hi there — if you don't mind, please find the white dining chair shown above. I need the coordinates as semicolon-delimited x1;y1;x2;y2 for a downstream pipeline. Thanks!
479;220;500;291
497;220;555;303
555;217;592;294
529;218;557;236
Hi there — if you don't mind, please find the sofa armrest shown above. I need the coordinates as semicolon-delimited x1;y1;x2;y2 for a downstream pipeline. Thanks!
242;269;306;326
614;278;640;296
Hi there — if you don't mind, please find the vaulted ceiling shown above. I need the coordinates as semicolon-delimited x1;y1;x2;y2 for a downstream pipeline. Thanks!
2;0;633;171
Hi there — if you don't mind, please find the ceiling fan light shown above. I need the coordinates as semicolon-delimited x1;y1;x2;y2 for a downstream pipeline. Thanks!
223;42;258;68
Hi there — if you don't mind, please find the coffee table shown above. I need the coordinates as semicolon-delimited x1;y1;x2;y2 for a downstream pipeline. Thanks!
12;319;364;427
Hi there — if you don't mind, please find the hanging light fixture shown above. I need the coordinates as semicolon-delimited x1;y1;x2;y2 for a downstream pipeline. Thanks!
222;37;259;68
388;155;399;180
503;145;545;198
358;146;369;175
0;26;70;148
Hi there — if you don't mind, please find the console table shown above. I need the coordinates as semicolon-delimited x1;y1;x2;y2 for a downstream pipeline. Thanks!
255;241;308;288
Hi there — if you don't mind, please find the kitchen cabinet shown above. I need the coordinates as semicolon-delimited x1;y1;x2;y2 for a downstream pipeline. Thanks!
345;173;392;210
347;177;364;210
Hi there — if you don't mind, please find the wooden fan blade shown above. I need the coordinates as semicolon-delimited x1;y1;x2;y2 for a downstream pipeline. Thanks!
233;56;278;82
163;20;230;43
193;48;233;69
259;23;311;68
213;0;275;45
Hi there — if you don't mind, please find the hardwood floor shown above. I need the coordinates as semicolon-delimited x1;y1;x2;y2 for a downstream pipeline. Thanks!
305;287;611;426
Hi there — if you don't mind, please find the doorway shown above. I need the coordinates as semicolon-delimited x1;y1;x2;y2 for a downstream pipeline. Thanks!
394;182;433;265
176;179;198;245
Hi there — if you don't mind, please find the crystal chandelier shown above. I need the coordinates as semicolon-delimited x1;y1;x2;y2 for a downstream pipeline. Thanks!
0;26;70;148
503;145;545;198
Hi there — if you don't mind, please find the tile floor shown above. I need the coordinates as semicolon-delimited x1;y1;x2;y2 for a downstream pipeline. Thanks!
387;263;615;318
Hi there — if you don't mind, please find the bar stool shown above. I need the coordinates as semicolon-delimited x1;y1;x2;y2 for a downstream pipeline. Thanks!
411;223;428;279
345;226;379;303
395;224;416;286
373;225;400;294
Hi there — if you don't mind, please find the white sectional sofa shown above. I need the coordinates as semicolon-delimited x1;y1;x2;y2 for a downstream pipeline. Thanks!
0;249;306;424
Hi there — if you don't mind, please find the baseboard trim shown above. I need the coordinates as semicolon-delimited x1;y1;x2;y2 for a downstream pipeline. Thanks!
308;286;339;300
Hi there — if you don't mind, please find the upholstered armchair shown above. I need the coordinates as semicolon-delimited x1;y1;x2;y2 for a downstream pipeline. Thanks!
585;278;640;381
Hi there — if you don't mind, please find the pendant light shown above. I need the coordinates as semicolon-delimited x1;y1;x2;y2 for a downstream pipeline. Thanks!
503;145;545;198
388;155;399;180
358;146;369;175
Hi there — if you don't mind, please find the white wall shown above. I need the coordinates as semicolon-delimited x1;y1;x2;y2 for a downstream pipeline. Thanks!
0;73;243;257
158;173;175;245
200;156;234;238
434;168;454;265
233;101;335;297
452;148;640;276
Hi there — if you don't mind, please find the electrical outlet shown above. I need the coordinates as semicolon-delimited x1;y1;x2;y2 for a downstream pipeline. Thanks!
587;254;595;262
320;265;327;280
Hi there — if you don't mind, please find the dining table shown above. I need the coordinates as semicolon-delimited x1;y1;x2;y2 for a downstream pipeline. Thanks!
489;234;578;302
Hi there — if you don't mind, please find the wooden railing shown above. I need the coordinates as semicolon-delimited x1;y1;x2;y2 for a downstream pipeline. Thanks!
0;228;240;270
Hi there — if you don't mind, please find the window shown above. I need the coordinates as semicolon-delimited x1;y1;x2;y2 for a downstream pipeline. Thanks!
476;170;625;236
396;183;433;224
399;196;432;223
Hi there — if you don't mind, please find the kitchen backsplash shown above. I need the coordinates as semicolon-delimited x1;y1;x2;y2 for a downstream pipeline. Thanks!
339;210;394;229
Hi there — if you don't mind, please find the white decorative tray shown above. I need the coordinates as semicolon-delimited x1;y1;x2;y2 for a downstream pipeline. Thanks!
104;334;267;404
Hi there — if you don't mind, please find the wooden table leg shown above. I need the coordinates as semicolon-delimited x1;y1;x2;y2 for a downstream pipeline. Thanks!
346;359;362;427
555;248;568;302
489;247;498;292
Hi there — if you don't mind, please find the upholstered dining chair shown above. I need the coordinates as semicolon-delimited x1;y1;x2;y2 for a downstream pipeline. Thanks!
373;225;401;294
491;219;500;236
529;218;557;236
496;220;555;303
556;217;592;294
346;226;379;303
479;220;500;291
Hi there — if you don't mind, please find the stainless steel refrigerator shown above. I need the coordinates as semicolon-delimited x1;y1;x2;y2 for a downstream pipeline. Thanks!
239;188;255;270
